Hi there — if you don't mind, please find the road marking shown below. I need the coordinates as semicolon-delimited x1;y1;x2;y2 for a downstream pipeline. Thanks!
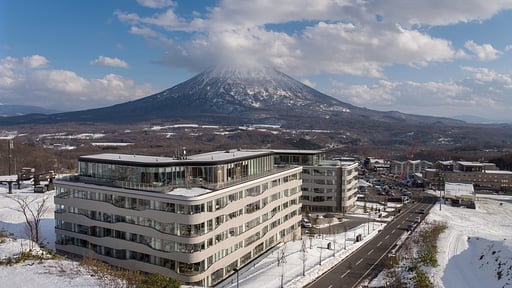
368;249;374;255
386;234;391;239
356;258;363;265
328;285;333;288
377;241;382;247
340;270;350;278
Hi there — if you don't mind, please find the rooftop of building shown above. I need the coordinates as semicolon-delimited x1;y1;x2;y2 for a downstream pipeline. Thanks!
457;161;495;167
445;181;475;196
484;170;512;175
315;159;358;167
79;149;274;166
267;149;324;155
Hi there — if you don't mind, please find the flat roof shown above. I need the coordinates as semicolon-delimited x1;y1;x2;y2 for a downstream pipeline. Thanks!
166;187;212;197
457;161;494;167
189;149;272;161
269;149;324;155
485;170;512;175
80;153;176;164
445;181;475;196
79;149;274;167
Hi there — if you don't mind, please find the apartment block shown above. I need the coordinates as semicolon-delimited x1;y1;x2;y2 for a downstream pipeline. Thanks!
272;150;359;213
54;149;302;286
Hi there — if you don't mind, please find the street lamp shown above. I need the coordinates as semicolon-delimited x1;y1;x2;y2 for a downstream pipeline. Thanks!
439;190;442;211
233;267;239;288
367;212;371;235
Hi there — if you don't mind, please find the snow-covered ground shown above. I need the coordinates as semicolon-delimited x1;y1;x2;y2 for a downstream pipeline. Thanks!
428;194;512;288
1;181;511;287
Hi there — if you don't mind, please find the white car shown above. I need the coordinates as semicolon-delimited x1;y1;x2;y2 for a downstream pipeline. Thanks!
301;219;312;228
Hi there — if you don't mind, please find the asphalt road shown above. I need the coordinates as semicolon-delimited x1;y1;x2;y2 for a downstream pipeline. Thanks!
306;195;435;288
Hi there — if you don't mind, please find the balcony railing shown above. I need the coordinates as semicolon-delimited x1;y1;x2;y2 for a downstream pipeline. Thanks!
58;166;298;194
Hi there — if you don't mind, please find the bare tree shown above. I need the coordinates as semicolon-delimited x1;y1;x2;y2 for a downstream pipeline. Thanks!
301;238;308;276
9;194;50;245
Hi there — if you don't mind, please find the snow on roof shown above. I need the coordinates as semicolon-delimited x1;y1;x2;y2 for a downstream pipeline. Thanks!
445;181;475;196
166;187;212;197
80;149;273;165
457;161;487;166
484;170;512;174
0;175;18;181
189;149;271;161
80;153;176;164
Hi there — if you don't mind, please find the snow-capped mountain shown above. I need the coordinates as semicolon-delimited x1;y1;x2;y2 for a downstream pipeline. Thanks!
153;65;351;114
0;65;463;128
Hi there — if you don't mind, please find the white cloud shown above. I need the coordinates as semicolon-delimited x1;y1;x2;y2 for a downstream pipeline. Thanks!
464;40;501;61
118;0;500;77
505;44;512;52
89;56;129;68
136;0;175;9
0;55;156;111
0;57;24;88
366;0;512;27
330;66;512;120
22;55;49;68
130;26;158;37
461;66;512;86
300;79;316;88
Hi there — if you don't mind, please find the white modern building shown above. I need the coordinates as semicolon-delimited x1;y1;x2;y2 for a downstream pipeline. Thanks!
54;149;302;286
389;160;433;177
273;150;359;213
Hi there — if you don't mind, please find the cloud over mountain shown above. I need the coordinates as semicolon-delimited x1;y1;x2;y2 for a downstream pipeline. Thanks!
115;0;511;76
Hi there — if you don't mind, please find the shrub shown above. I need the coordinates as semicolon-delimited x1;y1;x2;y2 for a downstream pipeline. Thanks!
412;269;434;288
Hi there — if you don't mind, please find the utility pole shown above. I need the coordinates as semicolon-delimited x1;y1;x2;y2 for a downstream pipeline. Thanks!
8;139;13;175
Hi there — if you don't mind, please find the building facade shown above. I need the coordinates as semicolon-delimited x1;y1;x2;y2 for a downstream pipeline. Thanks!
389;160;433;177
425;161;511;192
54;150;302;286
272;150;359;213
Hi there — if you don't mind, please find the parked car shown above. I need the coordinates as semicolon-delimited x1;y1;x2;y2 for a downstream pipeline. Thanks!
301;219;312;228
418;208;426;214
415;216;421;223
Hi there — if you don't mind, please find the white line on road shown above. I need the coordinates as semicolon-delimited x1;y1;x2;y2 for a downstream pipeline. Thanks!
386;234;391;239
377;241;382;247
340;270;350;278
356;258;363;265
328;285;333;288
368;249;374;255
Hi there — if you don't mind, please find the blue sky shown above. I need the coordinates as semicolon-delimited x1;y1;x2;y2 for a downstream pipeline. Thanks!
2;0;512;122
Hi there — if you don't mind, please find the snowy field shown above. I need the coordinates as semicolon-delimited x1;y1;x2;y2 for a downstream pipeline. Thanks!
427;194;512;288
1;181;511;287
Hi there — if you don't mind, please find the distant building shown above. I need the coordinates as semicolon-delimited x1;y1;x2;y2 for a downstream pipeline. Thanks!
444;182;475;198
389;160;433;177
444;182;476;208
54;149;302;286
273;150;359;213
364;157;389;173
424;161;511;192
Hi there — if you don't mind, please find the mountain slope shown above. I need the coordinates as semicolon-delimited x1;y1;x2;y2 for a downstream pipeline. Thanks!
0;65;463;128
0;105;60;117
